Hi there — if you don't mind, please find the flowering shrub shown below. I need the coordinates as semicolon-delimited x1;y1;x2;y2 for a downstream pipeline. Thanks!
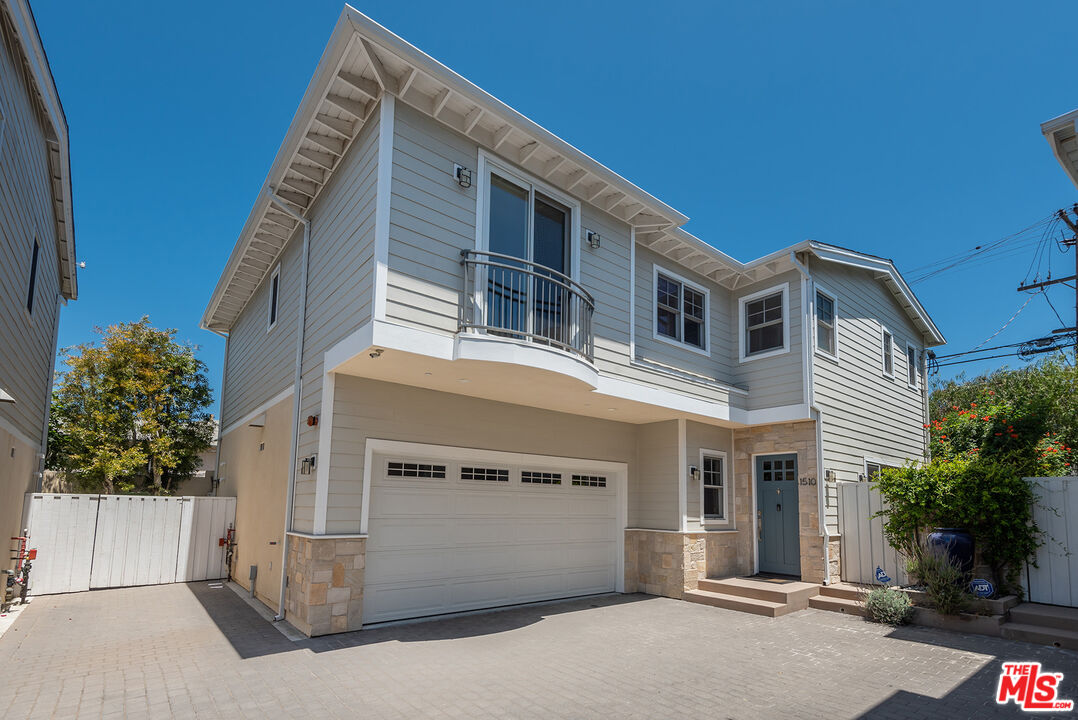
926;396;1074;476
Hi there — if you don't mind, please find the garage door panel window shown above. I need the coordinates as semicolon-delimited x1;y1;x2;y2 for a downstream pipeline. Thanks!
571;474;607;487
387;461;447;479
461;467;510;482
521;471;562;485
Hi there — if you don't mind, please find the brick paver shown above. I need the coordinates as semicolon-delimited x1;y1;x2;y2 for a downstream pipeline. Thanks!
0;582;1075;719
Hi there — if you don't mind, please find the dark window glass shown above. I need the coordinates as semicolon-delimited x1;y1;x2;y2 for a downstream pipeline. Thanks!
489;174;528;260
269;271;279;326
745;291;784;354
26;240;39;314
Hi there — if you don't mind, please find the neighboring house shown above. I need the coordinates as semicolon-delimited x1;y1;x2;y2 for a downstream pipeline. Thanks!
0;0;76;566
203;7;944;636
1042;108;1078;190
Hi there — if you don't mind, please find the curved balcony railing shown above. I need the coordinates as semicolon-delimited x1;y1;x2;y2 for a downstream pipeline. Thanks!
460;250;595;362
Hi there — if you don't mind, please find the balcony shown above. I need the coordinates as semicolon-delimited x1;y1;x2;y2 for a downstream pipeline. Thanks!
460;250;595;362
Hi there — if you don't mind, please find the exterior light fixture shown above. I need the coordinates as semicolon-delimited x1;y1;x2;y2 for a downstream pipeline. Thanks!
453;164;472;189
688;465;699;482
300;455;317;475
586;230;601;249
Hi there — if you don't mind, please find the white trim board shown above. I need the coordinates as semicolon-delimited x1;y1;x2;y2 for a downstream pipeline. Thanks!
219;386;295;437
360;438;628;593
698;448;731;528
372;94;395;322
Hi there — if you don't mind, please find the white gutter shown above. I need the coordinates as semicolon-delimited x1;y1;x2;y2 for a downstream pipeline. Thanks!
789;251;831;585
266;189;311;622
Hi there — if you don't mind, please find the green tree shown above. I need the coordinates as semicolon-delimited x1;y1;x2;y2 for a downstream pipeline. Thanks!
48;318;215;494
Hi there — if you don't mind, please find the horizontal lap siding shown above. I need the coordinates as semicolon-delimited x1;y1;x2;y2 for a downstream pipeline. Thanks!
811;262;927;481
387;102;474;335
631;246;738;405
293;109;381;532
729;270;805;411
0;25;65;447
632;421;679;530
221;232;301;428
684;420;734;532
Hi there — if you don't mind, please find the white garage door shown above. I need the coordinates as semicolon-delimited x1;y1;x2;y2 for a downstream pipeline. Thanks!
364;451;619;624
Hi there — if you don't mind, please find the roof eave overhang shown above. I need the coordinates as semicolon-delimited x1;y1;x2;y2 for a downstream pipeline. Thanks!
4;0;76;300
1041;109;1078;190
203;5;689;331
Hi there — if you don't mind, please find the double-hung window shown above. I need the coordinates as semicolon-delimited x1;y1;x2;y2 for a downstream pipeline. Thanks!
815;288;837;358
906;343;919;389
654;267;707;352
267;264;280;331
26;239;39;314
739;283;789;361
881;328;895;377
700;451;727;524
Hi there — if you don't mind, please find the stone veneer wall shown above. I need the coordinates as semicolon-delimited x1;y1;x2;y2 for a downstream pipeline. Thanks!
733;420;829;584
285;535;365;636
625;529;756;598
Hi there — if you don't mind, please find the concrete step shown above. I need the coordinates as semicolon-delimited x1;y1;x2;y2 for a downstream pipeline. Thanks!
819;583;868;602
1008;603;1078;632
698;577;819;610
809;595;866;617
1001;622;1078;651
683;589;789;618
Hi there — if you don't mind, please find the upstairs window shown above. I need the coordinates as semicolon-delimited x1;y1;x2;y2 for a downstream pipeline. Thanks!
26;239;39;314
882;329;895;377
267;264;280;331
815;288;837;358
906;343;919;389
739;283;789;361
654;267;707;352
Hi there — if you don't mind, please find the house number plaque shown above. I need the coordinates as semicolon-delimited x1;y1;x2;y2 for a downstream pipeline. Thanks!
798;477;817;486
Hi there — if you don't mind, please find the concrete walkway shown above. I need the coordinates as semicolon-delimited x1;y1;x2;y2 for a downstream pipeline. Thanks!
0;582;1075;719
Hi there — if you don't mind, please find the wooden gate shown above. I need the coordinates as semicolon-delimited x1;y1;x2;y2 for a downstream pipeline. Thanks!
1025;476;1078;607
837;481;910;586
22;493;236;595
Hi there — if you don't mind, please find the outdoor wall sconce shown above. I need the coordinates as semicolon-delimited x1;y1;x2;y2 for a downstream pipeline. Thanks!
688;465;699;482
587;230;601;249
300;455;317;475
453;164;472;189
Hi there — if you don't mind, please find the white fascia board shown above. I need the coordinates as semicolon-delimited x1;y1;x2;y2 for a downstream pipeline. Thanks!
343;7;688;227
1041;109;1078;190
6;0;76;299
1041;108;1078;136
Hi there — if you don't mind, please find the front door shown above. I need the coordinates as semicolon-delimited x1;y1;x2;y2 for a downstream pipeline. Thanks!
756;454;800;576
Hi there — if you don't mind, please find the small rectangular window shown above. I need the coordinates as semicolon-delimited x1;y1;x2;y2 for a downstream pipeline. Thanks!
906;343;918;389
864;461;898;481
571;474;607;487
26;240;39;314
461;467;509;482
701;454;725;521
267;265;280;330
745;291;784;355
388;462;446;479
882;329;894;377
815;290;836;356
654;270;708;350
521;471;561;485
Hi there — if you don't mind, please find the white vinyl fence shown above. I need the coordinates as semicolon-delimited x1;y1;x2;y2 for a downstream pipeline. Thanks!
22;494;236;595
838;481;910;586
1025;477;1078;607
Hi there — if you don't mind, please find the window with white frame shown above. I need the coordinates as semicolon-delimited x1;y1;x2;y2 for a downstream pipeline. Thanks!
700;451;727;523
739;283;788;361
267;264;280;330
815;288;837;357
26;239;39;315
864;460;899;482
881;328;894;377
906;343;919;389
654;267;707;351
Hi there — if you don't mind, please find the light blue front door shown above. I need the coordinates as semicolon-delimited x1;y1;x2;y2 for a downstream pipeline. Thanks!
756;454;800;576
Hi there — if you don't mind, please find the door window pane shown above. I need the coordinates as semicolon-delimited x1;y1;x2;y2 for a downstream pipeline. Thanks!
489;174;528;259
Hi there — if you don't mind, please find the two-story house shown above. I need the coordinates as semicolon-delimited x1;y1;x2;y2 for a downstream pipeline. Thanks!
203;6;944;636
0;0;76;565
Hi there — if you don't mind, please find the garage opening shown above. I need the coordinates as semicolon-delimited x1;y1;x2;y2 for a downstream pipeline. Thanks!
363;446;625;624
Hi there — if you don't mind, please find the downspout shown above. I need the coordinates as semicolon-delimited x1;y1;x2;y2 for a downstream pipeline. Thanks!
37;293;64;491
207;328;229;497
267;189;311;622
790;251;831;585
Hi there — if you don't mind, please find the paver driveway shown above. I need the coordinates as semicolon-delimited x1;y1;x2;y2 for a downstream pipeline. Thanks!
0;582;1076;719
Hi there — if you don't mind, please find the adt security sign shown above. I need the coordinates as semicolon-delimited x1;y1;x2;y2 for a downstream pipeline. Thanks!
875;566;891;584
970;579;994;597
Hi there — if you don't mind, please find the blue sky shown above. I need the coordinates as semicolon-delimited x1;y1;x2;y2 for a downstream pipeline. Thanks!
33;0;1078;406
